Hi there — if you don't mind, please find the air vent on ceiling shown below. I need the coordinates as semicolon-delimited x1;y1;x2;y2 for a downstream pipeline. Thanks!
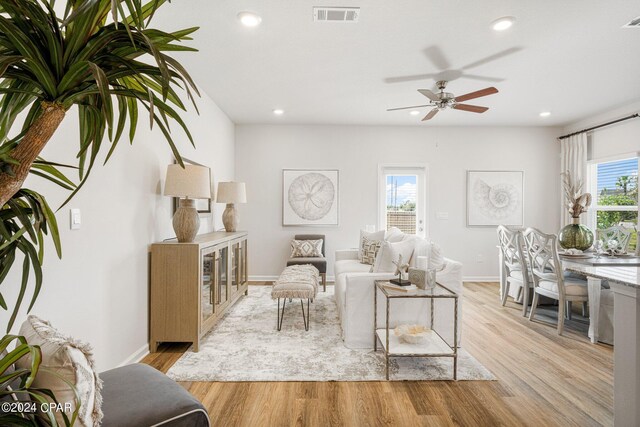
313;7;360;23
622;15;640;27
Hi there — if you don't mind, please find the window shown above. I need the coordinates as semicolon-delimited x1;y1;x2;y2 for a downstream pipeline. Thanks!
378;165;427;237
588;156;639;251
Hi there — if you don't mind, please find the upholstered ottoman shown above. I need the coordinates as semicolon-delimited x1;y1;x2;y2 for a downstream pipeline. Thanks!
101;363;210;427
272;265;319;331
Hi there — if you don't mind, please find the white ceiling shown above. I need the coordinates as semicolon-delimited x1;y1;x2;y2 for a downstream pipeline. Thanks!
156;0;640;126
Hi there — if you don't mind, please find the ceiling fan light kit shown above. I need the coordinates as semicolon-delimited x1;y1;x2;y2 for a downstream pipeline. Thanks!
388;80;499;121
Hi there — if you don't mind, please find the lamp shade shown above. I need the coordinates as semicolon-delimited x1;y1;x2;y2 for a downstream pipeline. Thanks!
164;164;211;199
217;182;247;204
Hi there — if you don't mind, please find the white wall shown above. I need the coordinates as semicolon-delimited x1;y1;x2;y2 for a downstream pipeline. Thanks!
235;125;561;281
0;92;234;371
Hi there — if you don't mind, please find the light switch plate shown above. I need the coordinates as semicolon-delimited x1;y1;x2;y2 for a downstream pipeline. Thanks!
70;208;81;230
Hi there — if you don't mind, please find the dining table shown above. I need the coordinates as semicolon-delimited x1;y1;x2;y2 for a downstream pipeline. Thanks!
559;253;640;427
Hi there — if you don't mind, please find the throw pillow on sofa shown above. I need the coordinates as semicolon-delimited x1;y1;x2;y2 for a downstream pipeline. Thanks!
361;237;382;265
15;315;103;427
290;239;323;258
358;229;385;261
372;239;416;273
385;227;405;243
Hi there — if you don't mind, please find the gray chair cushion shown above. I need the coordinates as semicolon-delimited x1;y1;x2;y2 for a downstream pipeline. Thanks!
100;363;209;427
286;257;327;273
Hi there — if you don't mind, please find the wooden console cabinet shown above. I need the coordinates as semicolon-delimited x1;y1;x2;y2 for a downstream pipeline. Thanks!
150;231;248;352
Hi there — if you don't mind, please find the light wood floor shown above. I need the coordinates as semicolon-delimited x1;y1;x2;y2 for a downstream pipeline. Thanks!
142;282;613;427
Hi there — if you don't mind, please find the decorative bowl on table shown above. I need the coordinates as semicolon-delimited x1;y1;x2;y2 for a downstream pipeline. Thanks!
394;324;431;344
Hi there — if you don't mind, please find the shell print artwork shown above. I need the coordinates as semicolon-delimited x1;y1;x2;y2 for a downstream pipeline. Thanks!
288;172;335;220
473;179;520;220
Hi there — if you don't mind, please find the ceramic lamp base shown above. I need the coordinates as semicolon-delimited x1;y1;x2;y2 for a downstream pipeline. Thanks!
222;203;238;232
173;198;200;242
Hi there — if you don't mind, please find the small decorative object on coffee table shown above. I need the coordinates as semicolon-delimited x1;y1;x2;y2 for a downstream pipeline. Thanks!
374;280;459;380
390;254;410;286
558;171;594;251
408;267;427;289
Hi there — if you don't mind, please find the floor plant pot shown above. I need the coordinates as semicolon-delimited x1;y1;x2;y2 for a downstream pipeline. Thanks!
558;219;594;251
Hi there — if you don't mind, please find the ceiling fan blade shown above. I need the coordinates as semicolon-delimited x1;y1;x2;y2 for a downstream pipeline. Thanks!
418;89;440;102
423;45;450;71
387;104;431;112
453;104;489;113
422;108;439;121
459;73;505;83
454;87;498;102
460;47;523;70
384;74;436;84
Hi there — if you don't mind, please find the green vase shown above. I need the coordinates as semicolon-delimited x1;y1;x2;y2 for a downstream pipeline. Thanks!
558;220;594;251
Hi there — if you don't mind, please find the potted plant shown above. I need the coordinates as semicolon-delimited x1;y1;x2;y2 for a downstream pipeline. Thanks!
0;1;198;423
559;171;594;250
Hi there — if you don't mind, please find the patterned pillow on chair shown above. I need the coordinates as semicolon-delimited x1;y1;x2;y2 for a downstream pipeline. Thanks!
290;239;323;258
361;237;382;265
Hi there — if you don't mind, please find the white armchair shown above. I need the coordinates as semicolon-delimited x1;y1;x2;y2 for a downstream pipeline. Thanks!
334;248;463;349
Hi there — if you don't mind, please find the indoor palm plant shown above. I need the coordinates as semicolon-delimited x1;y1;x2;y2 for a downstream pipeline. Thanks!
0;0;199;424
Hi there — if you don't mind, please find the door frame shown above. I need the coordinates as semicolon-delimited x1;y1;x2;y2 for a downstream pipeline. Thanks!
377;163;429;238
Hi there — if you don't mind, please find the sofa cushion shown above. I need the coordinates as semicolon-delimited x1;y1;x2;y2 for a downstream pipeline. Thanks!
361;237;382;265
358;229;385;261
16;315;102;427
372;239;415;273
334;260;371;278
100;364;209;427
385;227;405;242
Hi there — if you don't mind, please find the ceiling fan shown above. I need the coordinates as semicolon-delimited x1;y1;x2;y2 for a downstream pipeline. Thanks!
387;80;498;121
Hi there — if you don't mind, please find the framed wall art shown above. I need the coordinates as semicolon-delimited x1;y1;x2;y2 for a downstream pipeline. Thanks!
283;169;339;226
467;170;524;227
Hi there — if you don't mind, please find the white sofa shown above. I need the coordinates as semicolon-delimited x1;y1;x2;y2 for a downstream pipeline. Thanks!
334;236;463;349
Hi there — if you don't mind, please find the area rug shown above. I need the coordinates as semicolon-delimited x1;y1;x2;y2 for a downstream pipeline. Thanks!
166;285;495;381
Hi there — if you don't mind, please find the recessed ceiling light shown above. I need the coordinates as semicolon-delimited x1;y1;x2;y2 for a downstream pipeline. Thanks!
273;109;284;115
539;111;551;117
237;11;262;27
410;110;421;116
492;16;515;31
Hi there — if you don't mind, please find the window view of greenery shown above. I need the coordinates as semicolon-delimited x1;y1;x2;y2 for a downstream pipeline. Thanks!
386;175;417;234
595;158;638;250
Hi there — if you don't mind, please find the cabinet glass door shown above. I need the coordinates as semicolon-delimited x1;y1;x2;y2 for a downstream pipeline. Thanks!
217;247;228;305
201;250;215;323
231;242;240;293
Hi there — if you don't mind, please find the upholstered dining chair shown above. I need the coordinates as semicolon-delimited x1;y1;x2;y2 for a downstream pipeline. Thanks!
497;226;532;316
597;225;633;252
286;234;327;291
522;228;589;335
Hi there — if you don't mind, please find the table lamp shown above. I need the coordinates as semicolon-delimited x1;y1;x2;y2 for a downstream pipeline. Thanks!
216;182;247;232
164;164;211;242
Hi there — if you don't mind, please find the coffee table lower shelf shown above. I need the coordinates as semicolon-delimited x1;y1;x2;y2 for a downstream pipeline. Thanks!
375;329;457;380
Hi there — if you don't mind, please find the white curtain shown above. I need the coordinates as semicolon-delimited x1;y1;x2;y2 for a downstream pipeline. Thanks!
560;133;588;227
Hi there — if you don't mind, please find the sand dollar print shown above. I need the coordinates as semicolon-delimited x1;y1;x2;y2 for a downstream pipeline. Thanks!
288;173;335;220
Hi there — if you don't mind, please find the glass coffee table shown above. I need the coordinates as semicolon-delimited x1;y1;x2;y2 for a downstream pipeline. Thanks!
374;280;459;380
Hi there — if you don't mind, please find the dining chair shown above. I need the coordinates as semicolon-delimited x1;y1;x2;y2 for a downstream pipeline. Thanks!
597;225;633;252
522;227;589;335
497;225;532;316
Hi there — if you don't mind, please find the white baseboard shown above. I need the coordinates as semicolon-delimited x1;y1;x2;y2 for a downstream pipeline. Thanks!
463;276;499;283
118;343;149;367
249;275;336;283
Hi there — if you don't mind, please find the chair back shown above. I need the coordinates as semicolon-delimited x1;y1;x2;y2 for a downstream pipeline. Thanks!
294;234;325;257
522;228;565;295
496;226;527;277
597;225;633;252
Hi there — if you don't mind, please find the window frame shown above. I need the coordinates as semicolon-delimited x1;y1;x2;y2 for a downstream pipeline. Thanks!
587;153;639;232
377;163;429;238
